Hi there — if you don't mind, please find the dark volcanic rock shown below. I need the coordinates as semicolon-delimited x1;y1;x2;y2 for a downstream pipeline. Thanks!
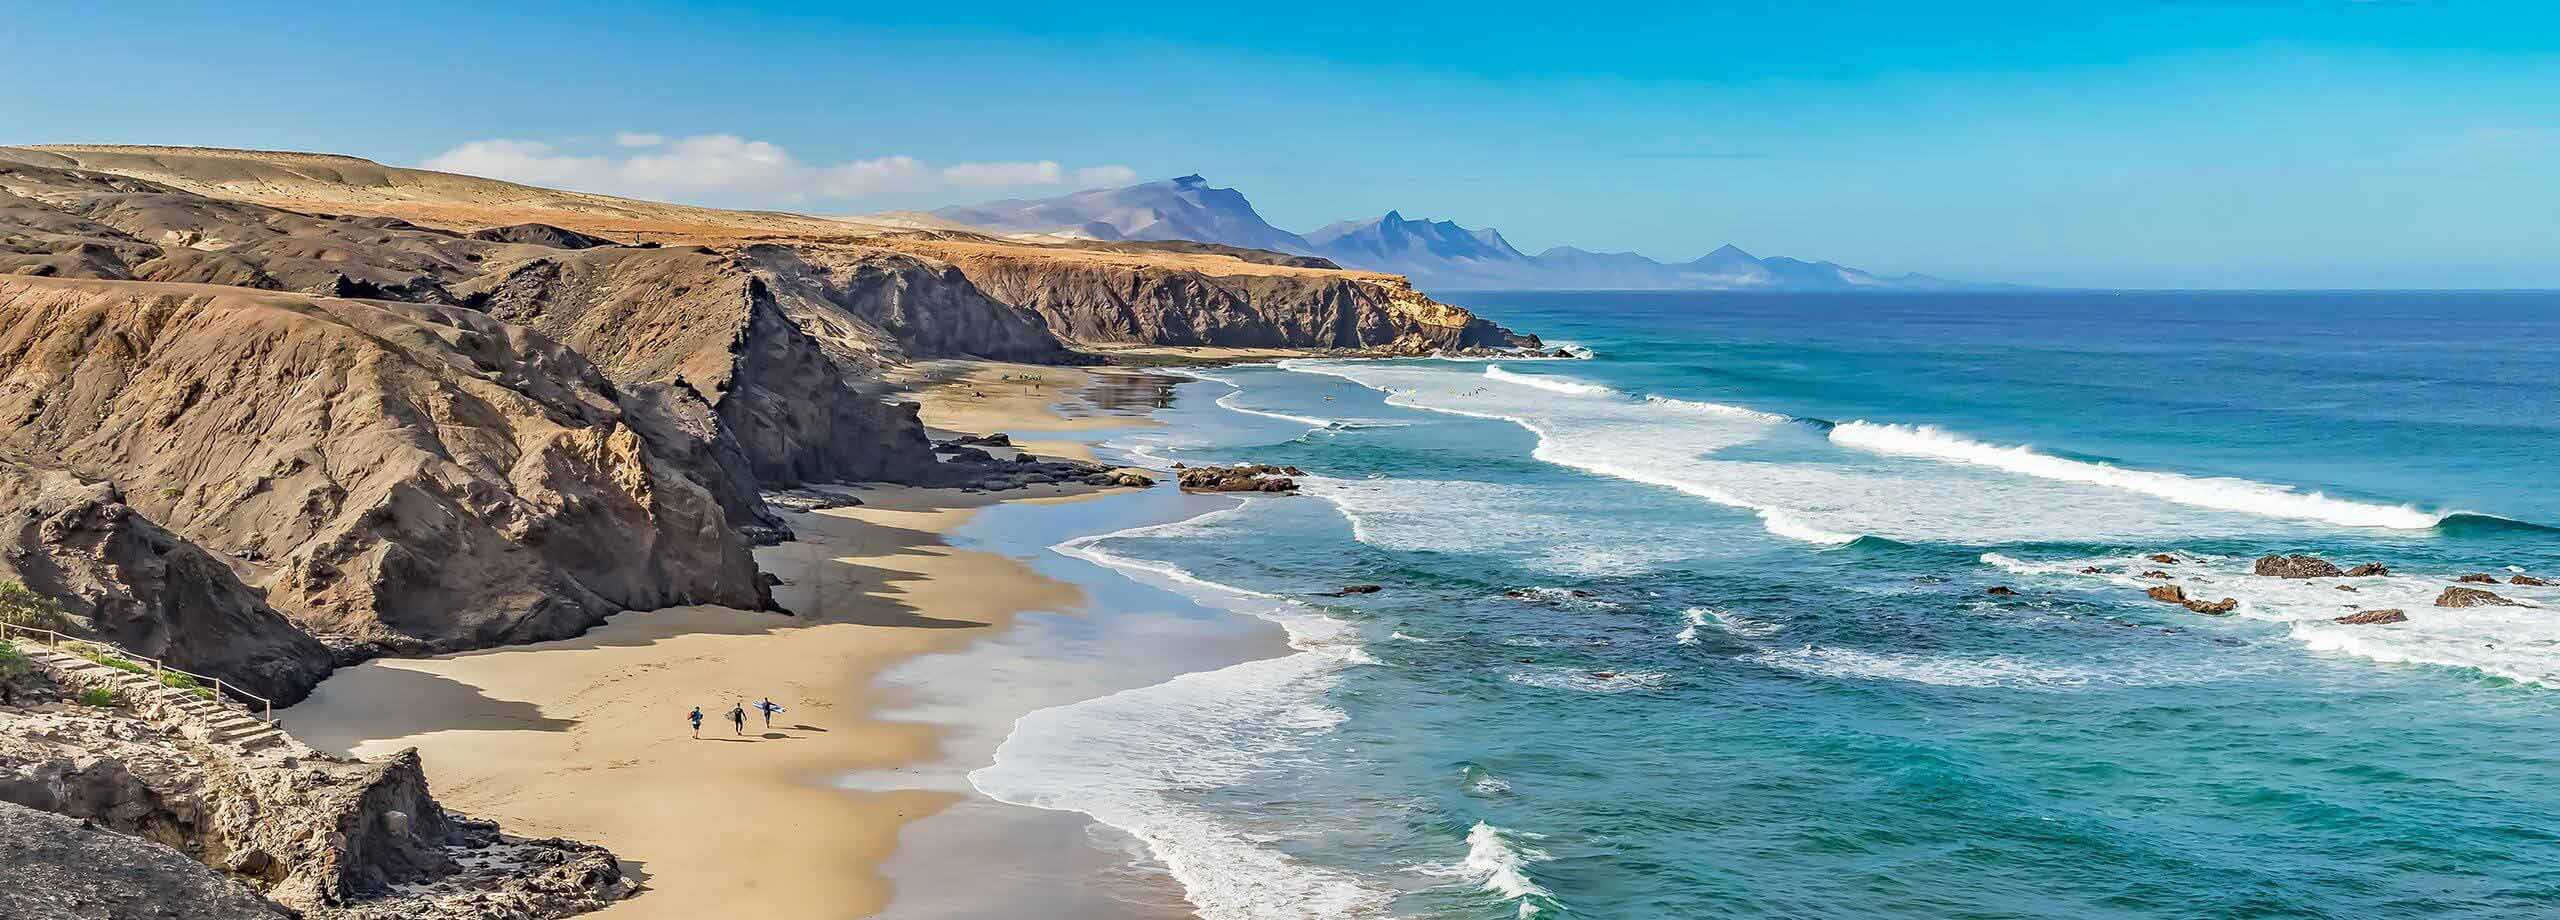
2436;587;2521;608
1985;586;2019;597
2457;573;2500;584
1178;464;1300;494
2184;597;2238;615
2345;563;2390;577
2255;554;2344;578
2514;574;2551;587
2335;609;2408;625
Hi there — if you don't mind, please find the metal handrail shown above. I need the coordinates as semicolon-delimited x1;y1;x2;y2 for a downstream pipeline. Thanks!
0;621;273;722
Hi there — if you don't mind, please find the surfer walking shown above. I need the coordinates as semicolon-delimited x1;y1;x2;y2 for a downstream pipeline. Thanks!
728;702;746;736
688;706;703;738
756;697;785;728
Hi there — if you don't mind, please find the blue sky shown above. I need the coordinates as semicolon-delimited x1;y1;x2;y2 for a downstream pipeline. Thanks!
5;1;2556;288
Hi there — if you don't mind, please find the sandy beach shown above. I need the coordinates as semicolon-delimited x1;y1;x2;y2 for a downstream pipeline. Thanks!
283;363;1199;920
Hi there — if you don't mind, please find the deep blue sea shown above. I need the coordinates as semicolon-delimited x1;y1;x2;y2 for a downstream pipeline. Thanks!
971;291;2560;919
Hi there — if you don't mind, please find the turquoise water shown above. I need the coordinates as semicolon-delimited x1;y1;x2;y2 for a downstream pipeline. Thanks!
971;291;2560;919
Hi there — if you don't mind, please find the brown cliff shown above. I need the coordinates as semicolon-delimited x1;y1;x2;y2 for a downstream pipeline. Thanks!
0;276;771;654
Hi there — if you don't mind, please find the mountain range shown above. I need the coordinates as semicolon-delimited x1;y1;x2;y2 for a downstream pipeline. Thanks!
909;175;1994;292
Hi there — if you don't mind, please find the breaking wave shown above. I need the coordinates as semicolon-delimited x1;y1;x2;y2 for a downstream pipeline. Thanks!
1830;421;2448;530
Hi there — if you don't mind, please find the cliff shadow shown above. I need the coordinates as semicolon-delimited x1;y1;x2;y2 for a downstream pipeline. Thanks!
283;664;575;756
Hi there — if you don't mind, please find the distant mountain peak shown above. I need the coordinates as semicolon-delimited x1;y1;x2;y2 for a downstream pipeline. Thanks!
916;177;1994;292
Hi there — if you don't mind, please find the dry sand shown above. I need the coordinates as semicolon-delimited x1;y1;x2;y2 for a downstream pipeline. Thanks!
285;483;1111;920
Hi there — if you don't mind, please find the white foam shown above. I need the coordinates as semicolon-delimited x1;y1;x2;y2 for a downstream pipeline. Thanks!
1751;645;2100;689
1833;421;2446;531
1416;821;1557;917
1643;394;1791;423
975;510;1394;919
1284;359;2402;546
1463;821;1552;903
1505;667;1669;694
1483;363;1618;396
1989;551;2560;686
1298;475;1698;576
1675;608;1708;645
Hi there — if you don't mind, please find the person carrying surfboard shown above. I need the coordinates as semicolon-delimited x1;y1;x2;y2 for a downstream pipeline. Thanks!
728;702;746;736
757;697;785;728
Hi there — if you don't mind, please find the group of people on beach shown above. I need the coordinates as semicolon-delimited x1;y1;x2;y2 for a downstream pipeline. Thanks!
689;697;786;738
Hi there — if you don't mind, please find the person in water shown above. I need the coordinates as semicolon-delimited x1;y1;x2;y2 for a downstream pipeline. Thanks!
688;706;703;738
728;702;746;736
756;697;784;728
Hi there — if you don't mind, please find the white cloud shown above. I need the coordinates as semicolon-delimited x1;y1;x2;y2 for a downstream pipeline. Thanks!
420;133;1135;206
1072;165;1139;188
941;160;1064;187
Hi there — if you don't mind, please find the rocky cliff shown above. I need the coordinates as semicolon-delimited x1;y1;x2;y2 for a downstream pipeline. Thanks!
0;276;772;654
888;239;1540;353
0;460;333;704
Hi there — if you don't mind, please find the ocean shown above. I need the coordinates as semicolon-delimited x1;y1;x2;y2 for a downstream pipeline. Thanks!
967;290;2560;919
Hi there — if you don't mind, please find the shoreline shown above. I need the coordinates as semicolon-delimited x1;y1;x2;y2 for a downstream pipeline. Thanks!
282;358;1270;920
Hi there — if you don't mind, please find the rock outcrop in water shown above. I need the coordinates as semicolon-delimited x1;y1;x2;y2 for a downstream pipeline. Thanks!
2436;587;2520;608
1178;464;1302;493
2335;609;2408;625
2145;583;2238;615
2254;554;2345;578
2345;562;2390;577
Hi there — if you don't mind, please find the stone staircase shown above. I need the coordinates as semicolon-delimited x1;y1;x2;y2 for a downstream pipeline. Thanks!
10;640;297;755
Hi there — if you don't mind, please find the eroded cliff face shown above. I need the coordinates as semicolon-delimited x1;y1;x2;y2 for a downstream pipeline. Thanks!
884;241;1540;353
0;460;334;703
0;277;770;653
451;247;975;487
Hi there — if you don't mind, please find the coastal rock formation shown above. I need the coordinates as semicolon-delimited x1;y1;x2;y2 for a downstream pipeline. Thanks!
0;277;770;654
2147;553;2180;564
0;698;631;919
891;239;1539;354
454;244;1066;487
2254;554;2344;578
0;800;292;920
2436;587;2520;608
2145;584;2237;615
2457;573;2499;584
0;460;333;704
2345;563;2390;577
2335;609;2408;625
1178;464;1301;493
2514;574;2550;586
1985;586;2019;597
